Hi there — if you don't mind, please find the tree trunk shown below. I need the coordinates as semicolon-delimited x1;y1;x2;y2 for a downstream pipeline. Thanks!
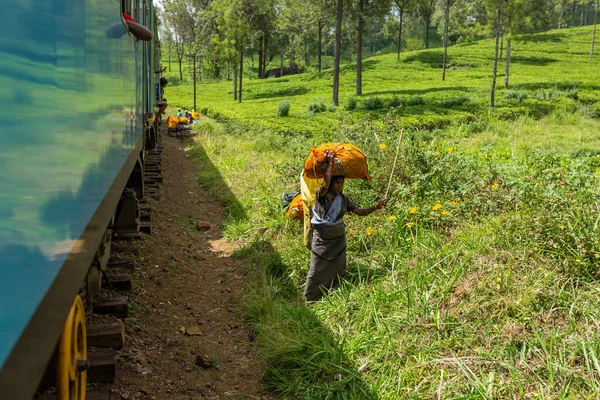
591;2;598;60
504;38;511;88
356;0;363;96
581;3;585;26
259;34;264;78
318;21;323;72
442;0;450;81
193;55;197;111
280;45;284;77
239;45;243;103
262;35;268;77
233;64;237;101
397;9;404;61
571;0;577;27
424;14;430;49
500;34;504;60
559;3;564;28
491;1;502;107
178;55;183;81
333;0;343;106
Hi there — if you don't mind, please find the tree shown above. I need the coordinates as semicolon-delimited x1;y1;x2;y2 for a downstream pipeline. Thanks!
556;0;571;28
591;1;598;59
163;0;208;82
441;0;453;81
385;0;413;60
486;0;508;107
212;0;247;100
306;0;335;72
418;0;436;48
333;0;343;105
249;0;277;78
349;0;391;95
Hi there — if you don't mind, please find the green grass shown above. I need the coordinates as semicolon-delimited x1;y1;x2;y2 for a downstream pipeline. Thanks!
166;26;599;140
179;26;600;398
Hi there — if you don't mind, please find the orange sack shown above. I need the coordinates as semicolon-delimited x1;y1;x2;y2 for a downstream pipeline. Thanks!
285;193;303;219
167;116;178;128
304;143;370;181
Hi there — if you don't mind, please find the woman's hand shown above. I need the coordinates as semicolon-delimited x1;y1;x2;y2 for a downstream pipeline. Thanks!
324;149;334;163
375;198;387;210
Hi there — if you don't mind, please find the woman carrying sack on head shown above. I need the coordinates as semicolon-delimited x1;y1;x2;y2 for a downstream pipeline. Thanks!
304;150;387;302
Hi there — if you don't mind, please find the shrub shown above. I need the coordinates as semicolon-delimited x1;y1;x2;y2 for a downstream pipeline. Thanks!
562;87;579;100
362;97;384;110
441;95;471;108
388;96;402;108
588;102;600;118
504;89;528;104
406;95;425;106
277;99;290;117
344;96;357;110
308;100;327;114
386;95;424;109
492;106;530;120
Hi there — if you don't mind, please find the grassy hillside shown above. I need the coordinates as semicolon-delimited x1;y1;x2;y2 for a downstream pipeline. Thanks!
174;26;600;399
166;26;598;139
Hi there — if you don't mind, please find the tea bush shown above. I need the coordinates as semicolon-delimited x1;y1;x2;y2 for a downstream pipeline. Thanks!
504;89;528;104
307;100;327;115
344;96;357;110
277;99;290;117
362;96;384;110
589;102;600;118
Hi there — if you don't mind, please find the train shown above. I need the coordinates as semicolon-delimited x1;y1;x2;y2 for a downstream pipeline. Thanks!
0;0;161;398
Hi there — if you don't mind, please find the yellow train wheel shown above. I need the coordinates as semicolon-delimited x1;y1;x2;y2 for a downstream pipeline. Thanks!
57;295;87;400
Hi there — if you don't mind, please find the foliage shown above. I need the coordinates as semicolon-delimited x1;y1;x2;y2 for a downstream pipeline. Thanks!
190;112;600;399
590;102;600;118
308;99;327;115
277;99;291;117
345;96;358;110
362;96;385;110
175;27;600;397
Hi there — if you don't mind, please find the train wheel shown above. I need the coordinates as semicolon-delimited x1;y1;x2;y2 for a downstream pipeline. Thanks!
57;295;87;400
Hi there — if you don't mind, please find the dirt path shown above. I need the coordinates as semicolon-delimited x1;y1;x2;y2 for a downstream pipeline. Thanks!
110;135;272;399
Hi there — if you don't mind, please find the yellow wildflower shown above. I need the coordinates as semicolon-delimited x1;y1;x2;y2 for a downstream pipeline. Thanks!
447;147;454;153
409;206;418;214
348;228;354;234
366;227;373;235
491;183;499;190
406;222;415;228
441;210;449;216
434;151;441;157
432;203;443;211
388;215;397;221
379;143;386;149
451;199;461;206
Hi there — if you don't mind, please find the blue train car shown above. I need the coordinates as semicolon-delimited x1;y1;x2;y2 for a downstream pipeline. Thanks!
0;0;159;398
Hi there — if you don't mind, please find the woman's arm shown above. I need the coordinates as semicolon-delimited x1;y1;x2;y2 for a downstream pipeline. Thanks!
315;150;334;198
351;198;387;216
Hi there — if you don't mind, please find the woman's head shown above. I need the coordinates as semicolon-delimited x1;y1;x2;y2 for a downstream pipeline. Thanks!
330;175;345;195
